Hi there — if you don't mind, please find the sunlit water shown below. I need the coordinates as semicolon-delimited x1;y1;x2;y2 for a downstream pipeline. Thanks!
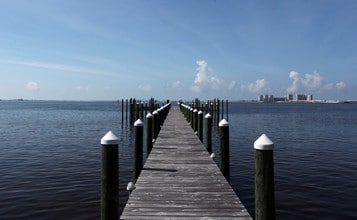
0;101;356;219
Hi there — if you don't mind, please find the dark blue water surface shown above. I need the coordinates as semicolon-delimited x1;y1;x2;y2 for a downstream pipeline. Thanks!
0;101;356;219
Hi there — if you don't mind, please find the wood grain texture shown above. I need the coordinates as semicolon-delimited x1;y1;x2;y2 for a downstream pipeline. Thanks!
120;107;252;219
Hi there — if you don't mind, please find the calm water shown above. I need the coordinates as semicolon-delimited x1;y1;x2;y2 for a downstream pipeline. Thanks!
0;101;356;219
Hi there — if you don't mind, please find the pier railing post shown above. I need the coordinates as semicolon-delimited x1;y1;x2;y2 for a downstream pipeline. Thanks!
153;110;159;140
134;119;143;181
146;113;153;158
254;134;275;220
219;119;230;182
100;131;119;220
205;113;212;154
198;110;203;142
193;109;198;133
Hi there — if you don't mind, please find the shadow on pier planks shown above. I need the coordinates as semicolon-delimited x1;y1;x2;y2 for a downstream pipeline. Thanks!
120;106;252;219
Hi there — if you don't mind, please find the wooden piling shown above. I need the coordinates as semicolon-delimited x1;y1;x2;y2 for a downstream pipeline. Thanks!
153;110;159;140
254;134;275;220
226;99;229;121
205;113;212;154
198;110;203;142
100;131;119;220
121;99;124;123
193;109;198;133
219;119;230;182
146;113;153;158
134;119;143;181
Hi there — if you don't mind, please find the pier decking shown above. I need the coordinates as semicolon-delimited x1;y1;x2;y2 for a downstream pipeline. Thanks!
120;106;252;219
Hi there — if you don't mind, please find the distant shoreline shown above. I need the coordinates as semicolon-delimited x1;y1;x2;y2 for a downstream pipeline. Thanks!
1;99;356;104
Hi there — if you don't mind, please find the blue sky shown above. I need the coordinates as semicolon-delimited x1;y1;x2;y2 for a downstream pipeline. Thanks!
0;0;356;100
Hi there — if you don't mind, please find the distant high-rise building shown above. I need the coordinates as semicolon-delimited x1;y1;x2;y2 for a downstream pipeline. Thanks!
307;94;313;101
287;94;293;101
296;94;307;101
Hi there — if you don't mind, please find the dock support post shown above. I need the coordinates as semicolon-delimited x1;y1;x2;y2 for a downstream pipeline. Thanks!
198;110;203;141
190;108;193;128
100;131;119;220
193;109;198;133
134;119;143;181
121;99;124;124
226;100;229;121
254;134;275;220
219;119;230;182
205;113;212;154
153;110;159;140
146;113;153;158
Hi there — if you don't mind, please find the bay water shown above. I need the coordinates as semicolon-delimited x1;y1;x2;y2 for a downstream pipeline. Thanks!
0;101;356;219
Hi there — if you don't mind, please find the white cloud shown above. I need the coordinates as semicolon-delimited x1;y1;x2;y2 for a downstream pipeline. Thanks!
228;81;236;90
287;71;347;94
336;81;346;90
287;71;323;92
172;81;184;89
26;81;39;91
191;60;234;92
241;79;269;93
138;84;152;92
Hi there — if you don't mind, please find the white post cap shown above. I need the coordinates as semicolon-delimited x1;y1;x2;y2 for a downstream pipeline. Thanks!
146;112;153;118
134;119;144;126
198;110;203;114
153;110;158;115
205;113;212;119
219;118;229;127
101;131;119;145
254;134;274;150
193;109;198;113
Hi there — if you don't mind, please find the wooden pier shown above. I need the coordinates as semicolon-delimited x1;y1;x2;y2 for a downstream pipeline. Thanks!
120;106;252;219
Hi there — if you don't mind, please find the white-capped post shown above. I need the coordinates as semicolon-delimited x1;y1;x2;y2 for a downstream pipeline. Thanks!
198;110;203;142
134;119;144;181
254;134;275;220
146;113;153;158
205;113;212;154
100;131;119;220
193;109;198;133
219;119;230;182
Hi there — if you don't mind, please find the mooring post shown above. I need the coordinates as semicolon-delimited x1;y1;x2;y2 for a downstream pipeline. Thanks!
219;119;230;182
254;134;275;220
221;99;224;119
205;113;212;154
146;113;153;158
125;99;128;121
121;99;124;124
100;131;119;220
153;110;159;140
190;108;193;128
134;119;143;181
198;110;203;142
226;99;229;121
193;109;198;133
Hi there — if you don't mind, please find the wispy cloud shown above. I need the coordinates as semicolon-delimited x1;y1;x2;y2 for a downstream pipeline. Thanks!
26;81;39;91
0;59;116;76
191;60;235;93
172;80;184;89
138;84;152;92
241;79;269;93
287;70;347;93
336;81;346;90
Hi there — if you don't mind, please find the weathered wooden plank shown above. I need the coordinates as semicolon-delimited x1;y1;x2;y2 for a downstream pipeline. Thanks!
120;107;252;219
